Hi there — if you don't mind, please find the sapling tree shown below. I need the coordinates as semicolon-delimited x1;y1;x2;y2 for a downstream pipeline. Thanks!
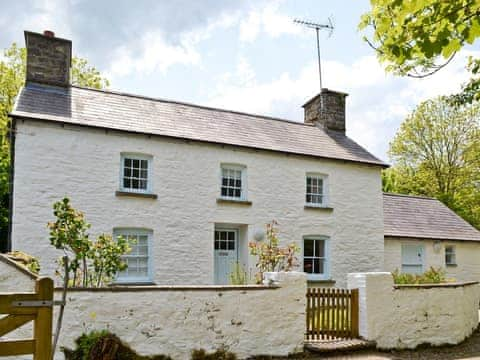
248;220;300;283
47;197;131;287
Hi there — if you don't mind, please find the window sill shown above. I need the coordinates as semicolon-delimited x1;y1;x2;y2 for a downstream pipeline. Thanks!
115;191;158;199
111;281;156;286
216;198;252;206
307;278;336;285
304;204;333;211
446;263;458;267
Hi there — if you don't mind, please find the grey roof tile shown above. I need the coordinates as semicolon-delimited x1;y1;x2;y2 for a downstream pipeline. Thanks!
383;193;480;241
11;84;387;167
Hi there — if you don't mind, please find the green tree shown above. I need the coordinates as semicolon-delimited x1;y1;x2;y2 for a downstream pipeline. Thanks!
0;44;109;251
359;0;480;102
386;97;480;229
48;197;130;287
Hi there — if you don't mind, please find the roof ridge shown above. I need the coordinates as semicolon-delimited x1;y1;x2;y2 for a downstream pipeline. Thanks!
383;192;437;201
70;85;315;127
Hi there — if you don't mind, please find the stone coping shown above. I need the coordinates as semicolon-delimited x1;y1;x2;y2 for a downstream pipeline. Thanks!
55;284;279;292
394;281;478;289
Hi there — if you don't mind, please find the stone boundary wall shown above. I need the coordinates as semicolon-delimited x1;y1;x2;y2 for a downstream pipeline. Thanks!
52;271;306;359
348;272;480;349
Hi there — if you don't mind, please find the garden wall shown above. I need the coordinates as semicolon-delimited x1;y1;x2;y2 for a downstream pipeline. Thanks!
348;272;480;349
53;271;306;359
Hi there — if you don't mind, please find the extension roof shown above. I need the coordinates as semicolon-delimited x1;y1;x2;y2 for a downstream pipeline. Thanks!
11;83;386;167
383;193;480;242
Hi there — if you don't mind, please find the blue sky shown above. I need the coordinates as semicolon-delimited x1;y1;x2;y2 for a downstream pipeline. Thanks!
1;0;478;161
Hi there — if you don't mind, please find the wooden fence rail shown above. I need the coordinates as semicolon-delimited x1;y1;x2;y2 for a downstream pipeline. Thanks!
305;287;359;341
0;277;53;359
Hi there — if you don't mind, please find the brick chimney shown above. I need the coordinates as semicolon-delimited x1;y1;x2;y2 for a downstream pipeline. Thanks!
303;88;348;133
24;30;72;87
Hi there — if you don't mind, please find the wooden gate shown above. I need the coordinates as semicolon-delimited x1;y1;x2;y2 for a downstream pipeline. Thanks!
0;277;53;359
306;287;359;341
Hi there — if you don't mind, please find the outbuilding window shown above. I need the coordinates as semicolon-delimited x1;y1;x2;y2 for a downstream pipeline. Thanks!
303;236;329;280
306;174;327;206
114;228;152;283
220;164;247;200
445;245;456;266
120;154;152;193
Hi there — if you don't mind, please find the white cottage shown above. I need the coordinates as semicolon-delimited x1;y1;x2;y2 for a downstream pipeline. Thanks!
6;31;388;287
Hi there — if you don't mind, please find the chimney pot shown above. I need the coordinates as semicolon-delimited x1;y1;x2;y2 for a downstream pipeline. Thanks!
43;30;55;38
303;88;348;133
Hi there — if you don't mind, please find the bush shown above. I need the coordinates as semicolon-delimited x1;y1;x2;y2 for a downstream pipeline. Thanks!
191;349;237;360
63;330;172;360
392;267;450;284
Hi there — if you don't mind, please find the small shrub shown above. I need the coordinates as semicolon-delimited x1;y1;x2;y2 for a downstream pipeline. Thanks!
191;349;237;360
392;267;450;284
229;262;247;285
63;330;172;360
248;220;300;283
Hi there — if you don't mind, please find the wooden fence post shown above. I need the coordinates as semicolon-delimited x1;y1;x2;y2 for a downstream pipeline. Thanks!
350;288;359;338
34;277;53;360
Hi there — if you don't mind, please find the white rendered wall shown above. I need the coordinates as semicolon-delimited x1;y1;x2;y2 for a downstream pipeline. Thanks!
51;272;306;359
12;120;384;286
348;272;480;349
384;238;480;282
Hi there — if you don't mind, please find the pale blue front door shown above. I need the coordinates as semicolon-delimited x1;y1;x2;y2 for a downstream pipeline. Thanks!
214;229;238;285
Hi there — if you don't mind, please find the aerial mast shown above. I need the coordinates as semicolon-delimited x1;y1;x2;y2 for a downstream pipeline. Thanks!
294;18;334;91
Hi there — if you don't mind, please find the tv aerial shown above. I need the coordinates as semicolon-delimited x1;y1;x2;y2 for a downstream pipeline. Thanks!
294;17;334;91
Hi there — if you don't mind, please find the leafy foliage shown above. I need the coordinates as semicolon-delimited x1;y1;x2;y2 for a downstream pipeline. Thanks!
385;97;480;229
228;261;248;285
0;44;108;251
6;250;40;273
392;267;449;285
359;0;480;103
48;197;130;287
248;220;300;283
191;349;237;360
63;330;171;360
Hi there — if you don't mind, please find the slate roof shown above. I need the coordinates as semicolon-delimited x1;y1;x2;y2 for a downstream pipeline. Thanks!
10;83;386;167
383;193;480;241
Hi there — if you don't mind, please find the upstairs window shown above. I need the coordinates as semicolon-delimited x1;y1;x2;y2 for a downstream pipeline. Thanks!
114;228;152;283
445;245;456;266
121;154;152;193
303;236;329;280
306;174;327;206
220;164;246;200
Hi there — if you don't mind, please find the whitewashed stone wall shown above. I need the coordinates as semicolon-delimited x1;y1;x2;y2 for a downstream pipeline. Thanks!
12;120;384;286
384;238;480;283
348;272;480;349
49;271;306;359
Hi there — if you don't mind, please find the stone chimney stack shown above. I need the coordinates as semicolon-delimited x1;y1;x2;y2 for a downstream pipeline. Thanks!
303;88;348;133
25;30;72;87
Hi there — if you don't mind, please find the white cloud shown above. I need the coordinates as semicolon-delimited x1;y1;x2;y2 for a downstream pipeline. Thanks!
107;31;201;78
208;50;479;161
239;1;301;43
106;13;238;79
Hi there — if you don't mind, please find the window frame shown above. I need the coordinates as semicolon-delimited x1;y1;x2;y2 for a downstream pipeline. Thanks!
445;245;457;266
305;173;328;207
113;228;153;284
219;163;247;201
119;153;153;194
303;236;330;281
